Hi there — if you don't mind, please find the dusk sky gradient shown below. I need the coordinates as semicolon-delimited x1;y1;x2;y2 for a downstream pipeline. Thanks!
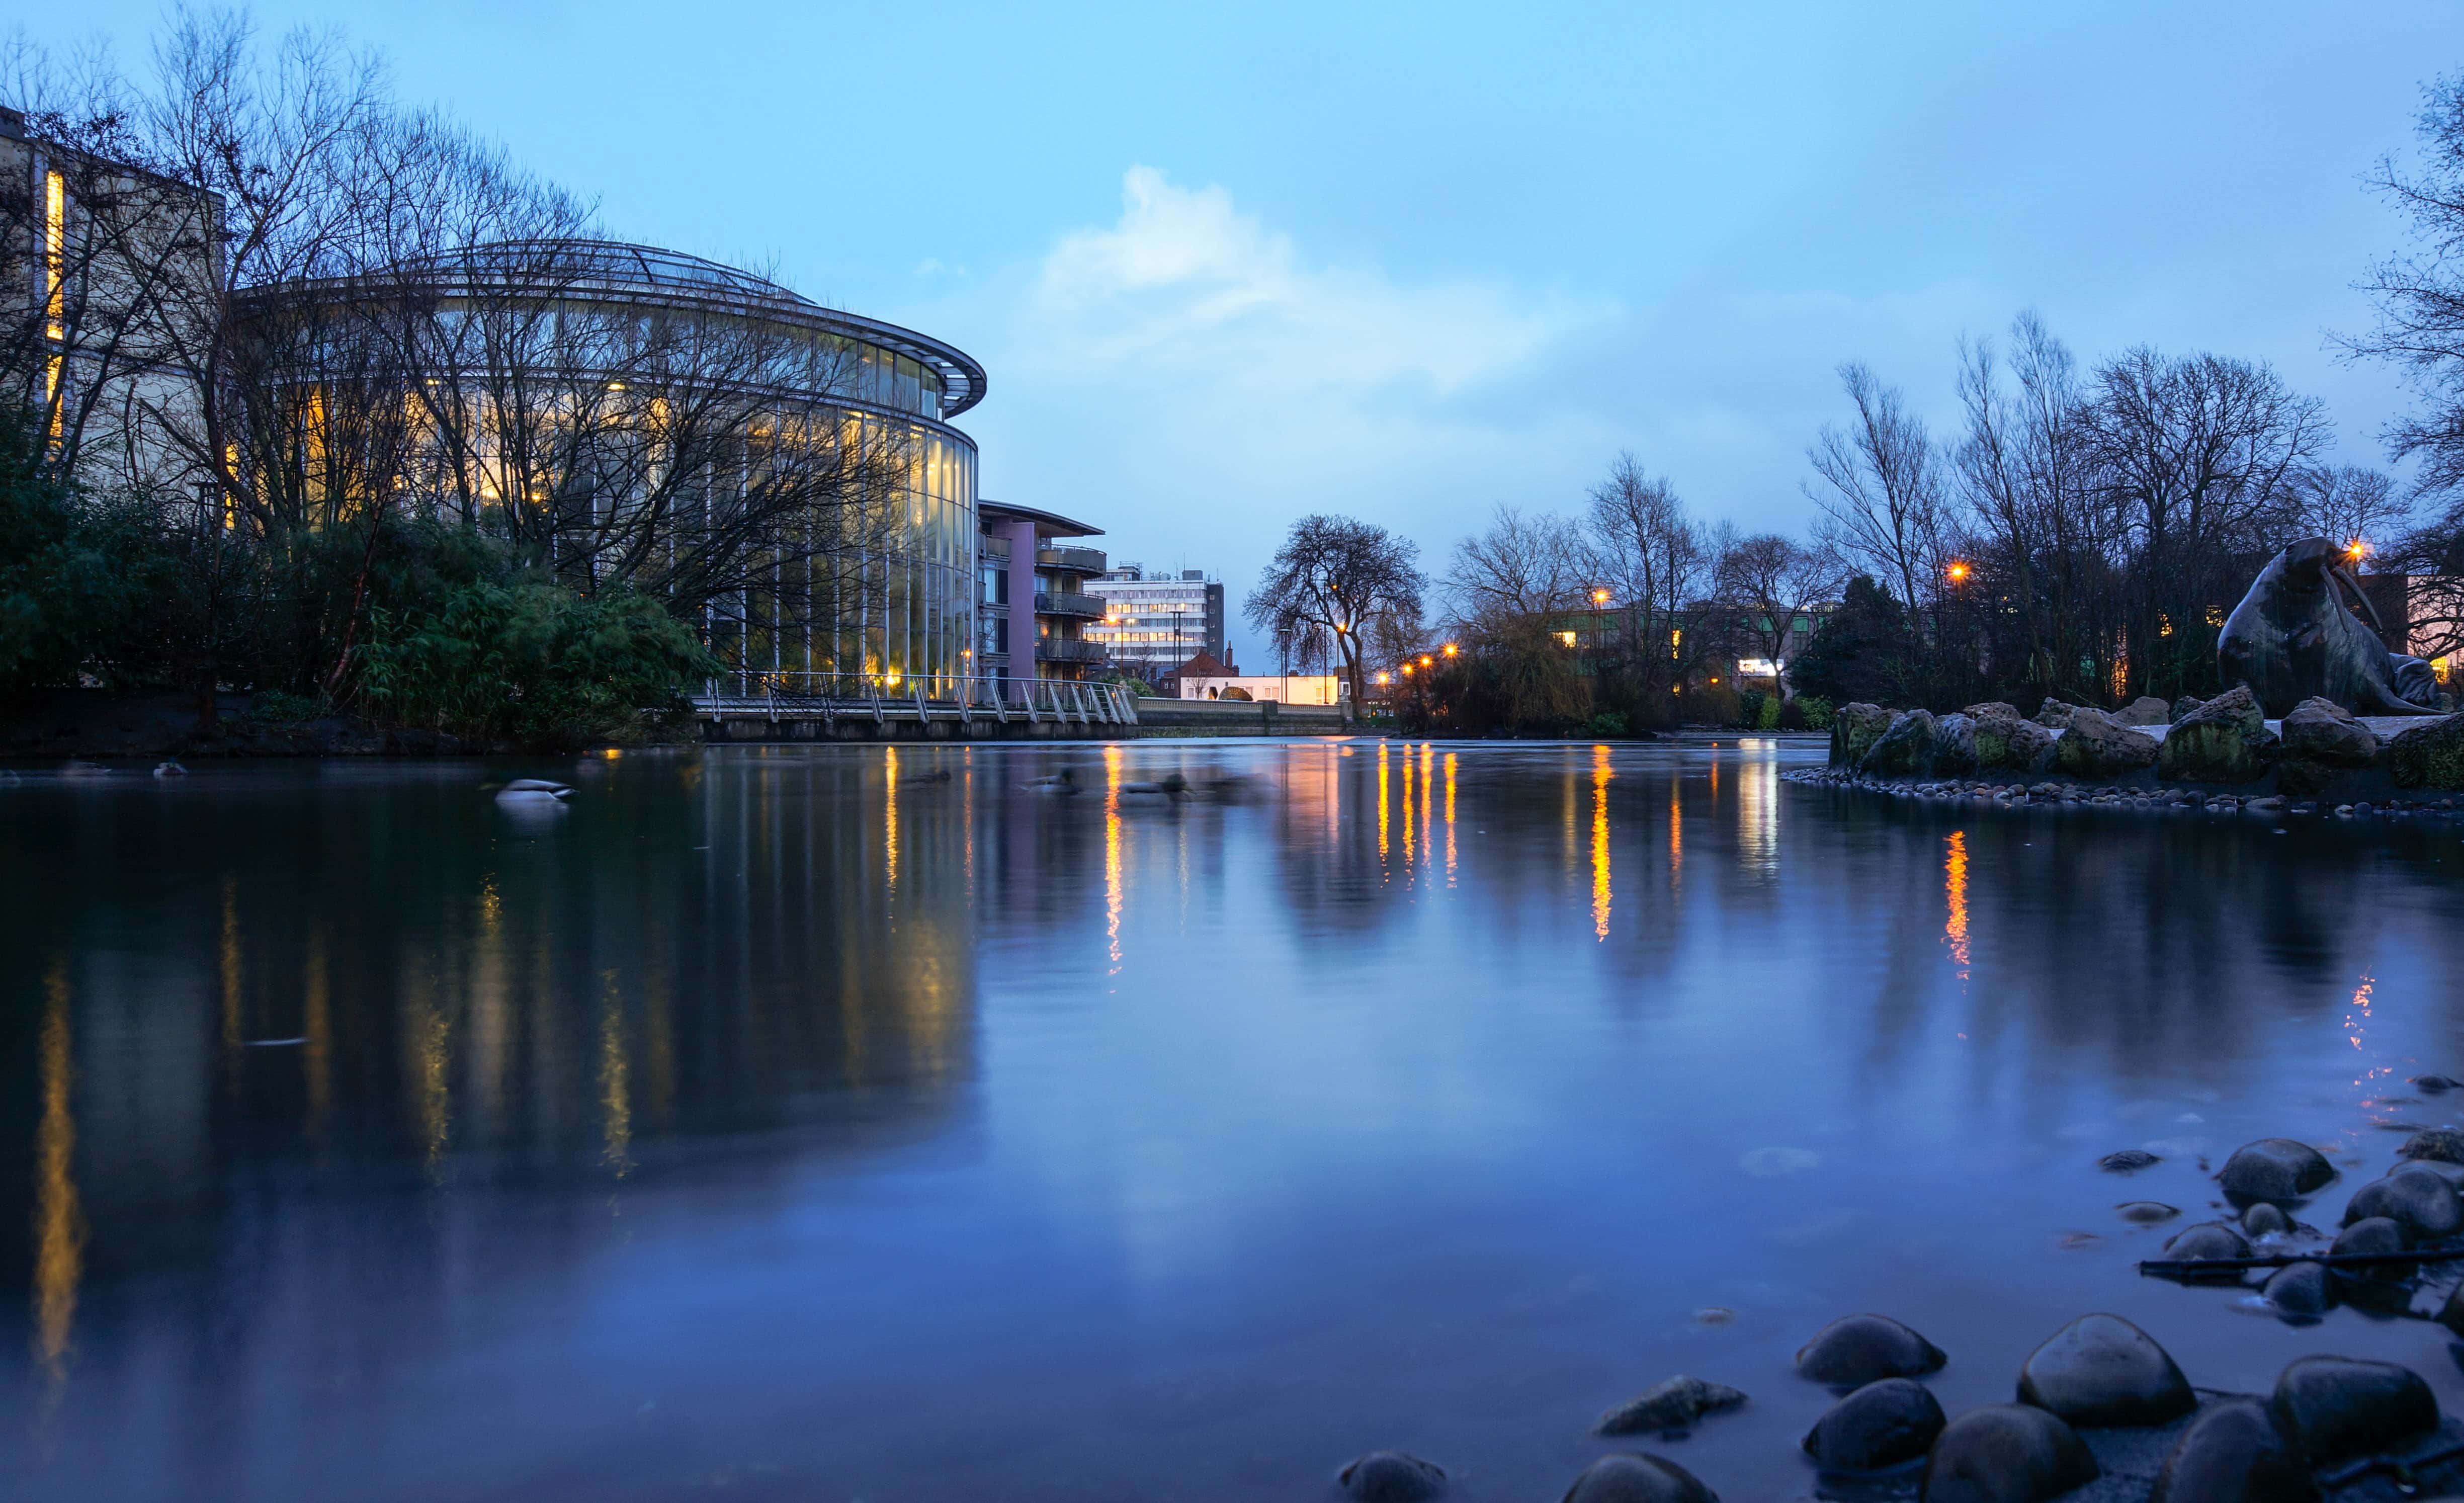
22;1;2464;662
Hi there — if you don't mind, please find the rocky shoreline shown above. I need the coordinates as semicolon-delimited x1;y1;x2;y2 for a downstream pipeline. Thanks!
1331;1128;2464;1503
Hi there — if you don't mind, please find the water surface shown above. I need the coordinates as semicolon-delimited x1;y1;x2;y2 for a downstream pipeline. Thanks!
5;740;2463;1501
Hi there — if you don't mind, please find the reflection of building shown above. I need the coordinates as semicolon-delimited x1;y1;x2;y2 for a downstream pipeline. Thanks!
977;500;1108;681
1085;566;1226;677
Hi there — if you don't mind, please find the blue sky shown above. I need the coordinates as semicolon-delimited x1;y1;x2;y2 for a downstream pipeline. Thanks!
23;2;2464;662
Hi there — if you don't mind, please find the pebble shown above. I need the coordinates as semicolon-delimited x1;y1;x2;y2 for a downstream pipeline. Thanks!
1802;1378;1945;1472
1560;1452;1720;1503
1596;1376;1747;1436
2015;1313;2195;1428
2269;1355;2439;1464
2148;1397;2314;1503
1918;1403;2099;1503
2099;1149;2161;1173
2260;1262;2336;1320
2217;1139;2335;1204
2117;1202;2180;1224
1796;1314;1948;1387
1339;1451;1447;1503
2240;1203;2289;1237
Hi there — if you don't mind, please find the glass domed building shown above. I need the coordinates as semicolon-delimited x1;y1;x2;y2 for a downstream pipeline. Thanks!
239;239;987;689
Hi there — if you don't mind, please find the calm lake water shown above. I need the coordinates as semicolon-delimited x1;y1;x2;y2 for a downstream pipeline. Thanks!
5;739;2463;1502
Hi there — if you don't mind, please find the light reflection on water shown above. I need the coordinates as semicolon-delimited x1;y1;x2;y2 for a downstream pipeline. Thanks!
4;740;2464;1501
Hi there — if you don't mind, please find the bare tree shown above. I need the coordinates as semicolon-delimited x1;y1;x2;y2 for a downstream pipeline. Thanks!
1711;533;1841;699
1806;362;1946;620
1584;451;1717;691
1244;514;1424;707
2348;69;2464;499
1444;502;1587;630
2269;464;2411;550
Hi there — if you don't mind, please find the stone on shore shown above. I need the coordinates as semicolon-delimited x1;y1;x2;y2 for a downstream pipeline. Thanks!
2148;1398;2317;1503
2056;708;2160;779
2100;1149;2161;1173
1863;711;1940;778
1596;1375;1747;1436
2035;701;2077;729
1340;1451;1448;1503
1963;702;2021;723
2159;687;2277;784
2117;1202;2179;1224
2280;698;2379;766
2160;1222;2251;1277
2327;1217;2413;1283
1798;1314;1949;1386
1931;714;1981;777
2170;696;2204;723
2241;1203;2289;1237
2341;1163;2464;1241
2217;1139;2334;1204
1832;703;1895;768
1560;1452;1720;1503
2390;716;2464;790
2261;1262;2336;1320
1804;1378;1946;1471
1985;717;2056;774
2015;1314;2195;1428
2400;1127;2464;1164
2269;1356;2438;1464
1918;1404;2099;1503
2117;696;2173;725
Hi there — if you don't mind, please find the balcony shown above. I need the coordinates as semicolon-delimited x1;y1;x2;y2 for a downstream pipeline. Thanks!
1035;591;1106;619
1035;637;1108;665
1037;545;1107;575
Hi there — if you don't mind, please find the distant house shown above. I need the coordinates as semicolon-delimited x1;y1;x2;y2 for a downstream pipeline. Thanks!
1154;650;1346;705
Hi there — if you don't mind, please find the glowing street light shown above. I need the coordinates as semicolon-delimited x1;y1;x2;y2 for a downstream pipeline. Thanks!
1946;561;1971;582
1441;643;1458;657
1592;588;1611;605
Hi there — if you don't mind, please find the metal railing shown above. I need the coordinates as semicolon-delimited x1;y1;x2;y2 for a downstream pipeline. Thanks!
695;671;1138;725
1034;590;1106;619
1037;546;1108;575
1034;637;1108;664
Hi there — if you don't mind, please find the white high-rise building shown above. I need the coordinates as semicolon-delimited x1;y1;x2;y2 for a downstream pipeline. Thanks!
1085;566;1227;677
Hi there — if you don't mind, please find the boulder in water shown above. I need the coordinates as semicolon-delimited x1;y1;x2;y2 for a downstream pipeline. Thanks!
2241;1203;2289;1237
2341;1163;2463;1241
2159;687;2277;784
2056;709;2160;779
1797;1314;1948;1386
2015;1314;2195;1428
2217;1139;2334;1204
1863;711;1939;778
1596;1375;1747;1436
2400;1127;2464;1164
2389;716;2464;790
1832;703;1895;768
2117;1202;2179;1224
1803;1378;1946;1472
1340;1451;1447;1503
2269;1355;2438;1464
2159;1222;2251;1279
2327;1217;2412;1283
2100;1149;2161;1173
1918;1404;2098;1503
1560;1452;1720;1503
2148;1398;2317;1503
2263;1262;2336;1320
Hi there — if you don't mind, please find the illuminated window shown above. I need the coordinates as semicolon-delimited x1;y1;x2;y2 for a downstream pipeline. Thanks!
44;169;65;340
1558;631;1577;647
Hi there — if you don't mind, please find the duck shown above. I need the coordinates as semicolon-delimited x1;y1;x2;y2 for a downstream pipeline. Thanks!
1028;768;1080;795
154;761;188;778
495;778;573;803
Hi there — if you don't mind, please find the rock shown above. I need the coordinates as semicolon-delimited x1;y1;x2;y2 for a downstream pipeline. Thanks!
2056;708;2161;779
1832;703;1896;768
1919;1404;2099;1503
2276;758;2336;798
2417;1074;2461;1093
2170;696;2205;724
2436;1281;2464;1338
1596;1375;1748;1436
2389;716;2464;790
2035;701;2078;729
2148;1398;2318;1503
2241;1203;2289;1237
1341;1452;1447;1503
1560;1452;1719;1503
2400;1127;2464;1164
2159;1223;2251;1280
1798;1314;1949;1386
2100;1149;2161;1173
2269;1356;2438;1464
1986;718;2056;774
2160;687;2278;784
2118;1202;2180;1224
2116;696;2173;725
2262;1262;2337;1320
2016;1314;2196;1428
2280;698;2379;766
1964;702;2021;723
2218;1139;2334;1204
2327;1217;2413;1282
1930;714;1981;777
2341;1164;2464;1241
1804;1378;1947;1472
1863;711;1940;778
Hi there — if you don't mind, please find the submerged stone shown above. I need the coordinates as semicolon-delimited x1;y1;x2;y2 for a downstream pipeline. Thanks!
1804;1378;1946;1472
2327;1217;2413;1282
1596;1375;1747;1436
2218;1139;2334;1204
2270;1356;2438;1464
2015;1313;2195;1428
1919;1403;2099;1503
2262;1262;2336;1320
1560;1452;1719;1503
1340;1451;1447;1503
2241;1203;2289;1237
2160;1223;2252;1278
2100;1149;2161;1173
2148;1398;2317;1503
1797;1314;1949;1386
2401;1128;2464;1164
2118;1202;2180;1224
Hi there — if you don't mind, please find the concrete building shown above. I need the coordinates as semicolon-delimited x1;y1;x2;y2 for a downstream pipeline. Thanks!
1157;651;1344;705
977;500;1109;681
1085;566;1227;679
